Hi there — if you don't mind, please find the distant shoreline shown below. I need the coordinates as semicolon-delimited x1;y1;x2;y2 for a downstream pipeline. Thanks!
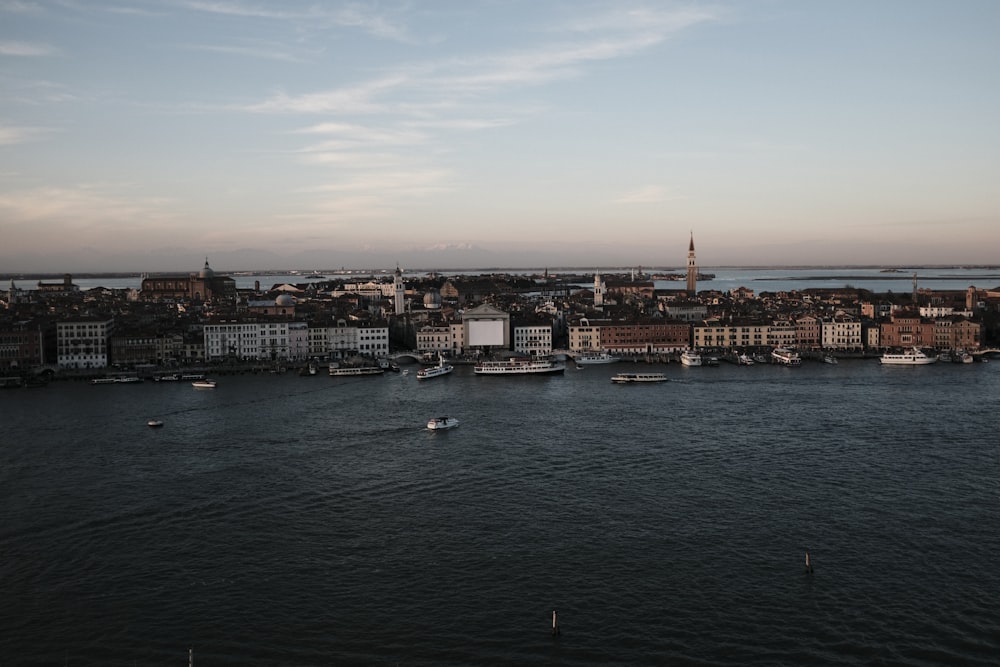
4;265;999;282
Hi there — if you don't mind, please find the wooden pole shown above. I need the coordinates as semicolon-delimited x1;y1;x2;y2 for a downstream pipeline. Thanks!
805;551;813;574
551;609;560;636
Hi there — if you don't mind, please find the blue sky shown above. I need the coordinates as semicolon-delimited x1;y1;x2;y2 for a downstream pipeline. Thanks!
2;0;999;272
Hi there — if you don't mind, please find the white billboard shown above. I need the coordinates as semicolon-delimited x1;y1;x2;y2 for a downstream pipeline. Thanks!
468;319;506;347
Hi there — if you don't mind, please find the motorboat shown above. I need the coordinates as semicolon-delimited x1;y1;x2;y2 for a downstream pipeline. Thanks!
679;350;702;366
823;354;839;365
147;420;164;428
880;347;937;365
771;348;802;366
417;355;454;380
737;354;754;366
611;372;667;383
192;379;218;388
427;416;459;430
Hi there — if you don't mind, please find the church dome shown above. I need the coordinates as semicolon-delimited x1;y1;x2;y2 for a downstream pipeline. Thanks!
198;258;215;279
423;288;442;309
275;293;296;307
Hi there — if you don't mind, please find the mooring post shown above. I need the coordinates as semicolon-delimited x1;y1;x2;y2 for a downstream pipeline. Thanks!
805;550;813;574
551;609;560;636
189;647;193;667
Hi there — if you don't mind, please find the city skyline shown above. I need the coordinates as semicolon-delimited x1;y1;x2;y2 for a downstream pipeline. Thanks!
2;1;999;273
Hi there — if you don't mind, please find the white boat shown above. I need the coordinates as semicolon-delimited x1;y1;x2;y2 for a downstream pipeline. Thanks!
329;364;385;376
679;350;702;366
147;419;164;428
574;350;621;365
880;347;937;365
611;372;667;383
737;354;755;366
474;357;565;375
823;354;839;365
192;379;217;388
771;348;802;366
416;355;454;380
427;416;459;430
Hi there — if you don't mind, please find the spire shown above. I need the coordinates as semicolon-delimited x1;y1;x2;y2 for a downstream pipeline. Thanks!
689;231;695;252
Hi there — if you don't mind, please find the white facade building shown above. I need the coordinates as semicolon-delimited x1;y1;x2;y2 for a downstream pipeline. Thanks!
821;318;863;351
57;318;113;369
513;324;553;357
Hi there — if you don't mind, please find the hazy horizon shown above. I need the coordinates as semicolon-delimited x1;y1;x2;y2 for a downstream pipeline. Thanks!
3;1;999;273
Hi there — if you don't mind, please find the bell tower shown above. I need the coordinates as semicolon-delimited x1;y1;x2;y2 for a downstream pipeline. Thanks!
686;232;697;297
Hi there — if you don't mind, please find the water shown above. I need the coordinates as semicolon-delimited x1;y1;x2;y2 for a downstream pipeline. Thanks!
2;360;999;665
11;266;1000;294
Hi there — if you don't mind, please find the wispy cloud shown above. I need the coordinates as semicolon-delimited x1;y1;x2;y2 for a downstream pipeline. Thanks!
0;122;55;145
181;0;414;42
177;42;307;63
615;185;679;204
0;40;55;56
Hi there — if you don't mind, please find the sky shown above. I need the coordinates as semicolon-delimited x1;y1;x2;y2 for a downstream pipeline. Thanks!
2;0;999;273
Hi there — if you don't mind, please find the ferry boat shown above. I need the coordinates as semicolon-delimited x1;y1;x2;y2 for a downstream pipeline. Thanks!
329;364;385;377
416;355;454;380
880;347;937;365
679;350;702;366
474;357;565;376
771;348;802;366
611;372;667;383
574;350;621;365
427;416;460;430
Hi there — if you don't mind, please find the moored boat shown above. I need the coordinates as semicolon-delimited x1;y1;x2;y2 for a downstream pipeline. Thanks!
427;416;459;430
329;364;385;376
611;372;667;383
771;348;802;366
192;379;218;388
880;347;937;365
574;350;621;365
474;357;565;375
823;354;838;365
679;350;702;366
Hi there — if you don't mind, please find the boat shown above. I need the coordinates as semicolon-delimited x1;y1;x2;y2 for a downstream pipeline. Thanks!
771;348;802;366
329;364;385;376
704;356;720;367
147;420;164;428
416;355;454;380
679;350;702;367
823;354;839;365
155;373;180;381
192;379;218;388
737;353;754;366
960;352;974;364
474;357;566;375
611;372;667;383
90;377;118;385
880;347;937;365
574;350;621;365
427;416;459;430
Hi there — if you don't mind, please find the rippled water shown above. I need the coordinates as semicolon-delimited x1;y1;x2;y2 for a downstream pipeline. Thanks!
2;360;999;665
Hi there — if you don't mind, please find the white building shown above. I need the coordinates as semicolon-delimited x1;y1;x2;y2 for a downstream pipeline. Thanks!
513;323;553;357
326;322;390;359
821;318;863;351
57;318;113;369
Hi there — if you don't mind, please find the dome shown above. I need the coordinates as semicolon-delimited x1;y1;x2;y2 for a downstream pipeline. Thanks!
275;294;296;307
423;289;442;309
198;258;215;279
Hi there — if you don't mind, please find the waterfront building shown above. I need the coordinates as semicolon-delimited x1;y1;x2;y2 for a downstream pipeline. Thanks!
879;313;935;349
570;318;689;355
512;320;553;357
462;303;510;352
568;317;605;352
767;321;798;350
324;322;390;360
56;318;113;369
796;316;822;350
692;320;769;351
110;330;160;366
821;317;863;351
0;324;44;371
416;323;465;356
933;317;981;351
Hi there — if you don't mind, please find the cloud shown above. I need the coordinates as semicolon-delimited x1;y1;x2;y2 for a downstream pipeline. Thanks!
0;40;55;56
615;185;677;204
0;122;55;145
